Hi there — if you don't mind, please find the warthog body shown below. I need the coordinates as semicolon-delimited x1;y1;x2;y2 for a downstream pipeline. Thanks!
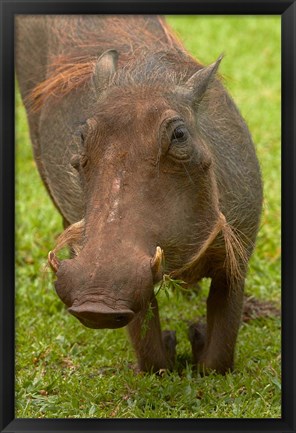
16;15;262;373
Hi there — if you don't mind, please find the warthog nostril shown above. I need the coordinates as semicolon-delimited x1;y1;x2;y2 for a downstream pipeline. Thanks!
68;302;135;329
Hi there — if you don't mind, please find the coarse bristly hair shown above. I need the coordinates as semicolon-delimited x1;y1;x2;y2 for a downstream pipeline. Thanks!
26;15;199;112
170;211;249;287
51;219;85;257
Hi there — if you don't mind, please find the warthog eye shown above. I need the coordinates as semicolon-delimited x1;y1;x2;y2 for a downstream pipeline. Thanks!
78;130;85;142
80;153;89;169
160;116;193;162
70;153;89;171
73;122;87;143
171;126;189;144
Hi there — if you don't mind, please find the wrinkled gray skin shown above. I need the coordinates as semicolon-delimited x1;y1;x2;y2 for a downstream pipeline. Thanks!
16;15;262;373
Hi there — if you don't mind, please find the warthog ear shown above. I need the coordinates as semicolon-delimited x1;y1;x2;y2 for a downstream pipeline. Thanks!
185;54;223;105
92;49;118;94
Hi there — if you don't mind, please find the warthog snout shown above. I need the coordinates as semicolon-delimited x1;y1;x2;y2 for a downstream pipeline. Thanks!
48;246;164;329
68;301;135;329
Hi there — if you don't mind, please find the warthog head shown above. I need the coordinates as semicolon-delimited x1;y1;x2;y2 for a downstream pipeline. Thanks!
48;50;225;329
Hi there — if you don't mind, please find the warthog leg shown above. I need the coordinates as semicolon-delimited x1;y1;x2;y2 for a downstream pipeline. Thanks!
190;272;245;374
127;297;176;373
188;321;207;364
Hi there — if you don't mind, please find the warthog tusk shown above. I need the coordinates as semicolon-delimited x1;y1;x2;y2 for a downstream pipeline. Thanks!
48;251;60;273
151;246;164;282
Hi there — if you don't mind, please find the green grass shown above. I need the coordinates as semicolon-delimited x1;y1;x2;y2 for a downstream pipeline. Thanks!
15;16;281;418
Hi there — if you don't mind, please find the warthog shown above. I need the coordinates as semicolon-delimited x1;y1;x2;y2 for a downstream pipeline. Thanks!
16;15;262;374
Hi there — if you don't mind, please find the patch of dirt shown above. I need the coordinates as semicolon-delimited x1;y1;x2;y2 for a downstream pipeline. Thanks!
242;294;281;323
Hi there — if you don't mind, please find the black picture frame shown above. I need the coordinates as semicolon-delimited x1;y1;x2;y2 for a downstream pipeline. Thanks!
1;0;295;432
